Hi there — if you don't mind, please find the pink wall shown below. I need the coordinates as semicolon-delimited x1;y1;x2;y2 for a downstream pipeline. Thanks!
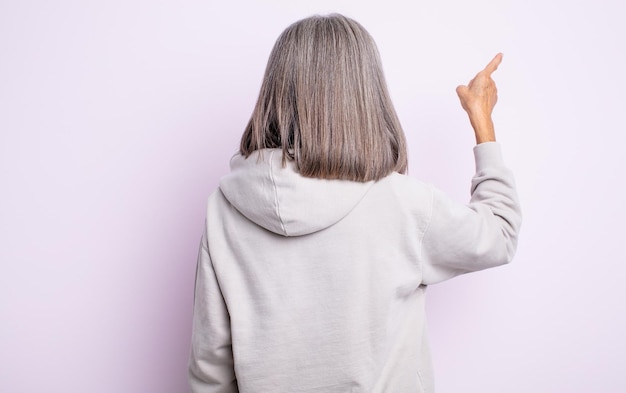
1;0;624;392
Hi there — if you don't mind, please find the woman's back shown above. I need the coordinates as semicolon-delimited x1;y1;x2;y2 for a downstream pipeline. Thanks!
190;142;520;392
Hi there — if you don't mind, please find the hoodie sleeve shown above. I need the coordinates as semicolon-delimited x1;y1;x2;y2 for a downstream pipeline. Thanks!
420;142;522;285
188;225;239;392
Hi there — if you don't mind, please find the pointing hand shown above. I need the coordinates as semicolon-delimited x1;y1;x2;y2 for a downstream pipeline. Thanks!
456;53;503;143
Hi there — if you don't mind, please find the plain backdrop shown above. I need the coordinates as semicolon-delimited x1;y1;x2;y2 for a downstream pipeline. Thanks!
1;0;625;392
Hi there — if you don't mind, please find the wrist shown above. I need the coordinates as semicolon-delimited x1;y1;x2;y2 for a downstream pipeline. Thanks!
469;116;496;144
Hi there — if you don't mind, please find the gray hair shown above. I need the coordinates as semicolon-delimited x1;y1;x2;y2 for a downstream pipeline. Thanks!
240;14;408;182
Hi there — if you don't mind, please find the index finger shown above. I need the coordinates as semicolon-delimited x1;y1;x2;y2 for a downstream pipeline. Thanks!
483;53;503;75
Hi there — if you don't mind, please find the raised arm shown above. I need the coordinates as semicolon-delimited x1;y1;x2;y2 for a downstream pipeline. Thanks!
420;54;521;284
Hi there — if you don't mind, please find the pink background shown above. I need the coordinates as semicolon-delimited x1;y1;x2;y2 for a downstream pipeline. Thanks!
1;0;625;392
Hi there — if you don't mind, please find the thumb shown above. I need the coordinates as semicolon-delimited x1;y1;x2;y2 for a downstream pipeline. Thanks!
456;85;469;99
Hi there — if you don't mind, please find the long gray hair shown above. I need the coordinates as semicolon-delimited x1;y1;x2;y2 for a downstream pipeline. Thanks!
240;14;408;182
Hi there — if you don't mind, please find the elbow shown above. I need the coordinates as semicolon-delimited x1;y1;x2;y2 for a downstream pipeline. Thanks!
500;207;522;265
472;215;521;269
488;202;522;266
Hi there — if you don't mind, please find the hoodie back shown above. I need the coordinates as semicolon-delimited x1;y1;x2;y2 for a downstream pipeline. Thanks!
189;143;521;393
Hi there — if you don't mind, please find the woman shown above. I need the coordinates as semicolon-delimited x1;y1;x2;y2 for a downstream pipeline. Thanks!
189;13;521;393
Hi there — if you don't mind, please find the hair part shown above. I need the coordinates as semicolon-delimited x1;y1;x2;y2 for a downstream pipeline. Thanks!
240;13;408;182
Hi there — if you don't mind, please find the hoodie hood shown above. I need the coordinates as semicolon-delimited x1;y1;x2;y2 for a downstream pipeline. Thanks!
219;149;374;237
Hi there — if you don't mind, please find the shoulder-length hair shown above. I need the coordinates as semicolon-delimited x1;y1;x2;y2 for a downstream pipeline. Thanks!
240;14;408;182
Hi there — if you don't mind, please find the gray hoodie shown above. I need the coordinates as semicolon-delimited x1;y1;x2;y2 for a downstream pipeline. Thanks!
189;142;521;392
